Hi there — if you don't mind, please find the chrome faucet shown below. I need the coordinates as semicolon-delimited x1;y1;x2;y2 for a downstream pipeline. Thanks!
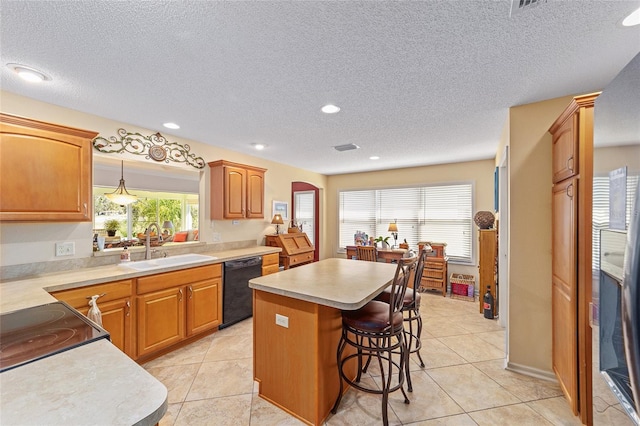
145;222;162;260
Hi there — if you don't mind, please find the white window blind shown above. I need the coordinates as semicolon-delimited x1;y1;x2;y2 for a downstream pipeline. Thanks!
294;191;316;247
339;183;473;263
592;174;639;272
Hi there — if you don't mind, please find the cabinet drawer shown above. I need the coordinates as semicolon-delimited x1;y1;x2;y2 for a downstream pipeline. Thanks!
425;261;444;270
262;264;280;276
137;264;221;295
51;279;132;309
421;278;445;289
262;253;279;267
424;269;445;279
289;251;313;266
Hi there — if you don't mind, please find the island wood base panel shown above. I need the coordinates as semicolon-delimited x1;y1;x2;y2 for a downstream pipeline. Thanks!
253;290;356;425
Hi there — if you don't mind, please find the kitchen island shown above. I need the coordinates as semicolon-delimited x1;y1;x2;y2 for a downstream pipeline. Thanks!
0;245;280;425
249;258;398;425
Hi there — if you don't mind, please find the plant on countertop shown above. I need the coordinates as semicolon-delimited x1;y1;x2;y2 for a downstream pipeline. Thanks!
104;219;120;236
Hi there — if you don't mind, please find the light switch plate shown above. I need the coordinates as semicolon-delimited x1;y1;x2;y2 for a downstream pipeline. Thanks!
275;313;289;328
55;242;75;256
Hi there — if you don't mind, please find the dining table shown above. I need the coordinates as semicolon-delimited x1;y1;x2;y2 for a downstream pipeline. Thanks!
345;245;408;263
249;258;398;425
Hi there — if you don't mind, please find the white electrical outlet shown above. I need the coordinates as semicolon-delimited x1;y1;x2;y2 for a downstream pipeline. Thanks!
232;220;239;225
55;242;75;257
275;314;289;328
212;232;222;243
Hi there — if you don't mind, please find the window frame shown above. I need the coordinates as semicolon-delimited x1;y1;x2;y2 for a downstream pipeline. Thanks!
337;181;475;264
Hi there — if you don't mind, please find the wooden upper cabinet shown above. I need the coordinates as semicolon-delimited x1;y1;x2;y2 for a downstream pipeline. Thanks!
246;168;265;218
209;160;266;220
0;113;97;222
551;115;578;183
549;93;598;184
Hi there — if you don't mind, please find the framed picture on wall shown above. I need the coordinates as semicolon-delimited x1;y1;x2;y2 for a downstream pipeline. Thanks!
272;200;289;221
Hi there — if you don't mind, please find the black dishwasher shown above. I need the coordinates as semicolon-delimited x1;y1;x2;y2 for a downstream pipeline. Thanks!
220;256;263;329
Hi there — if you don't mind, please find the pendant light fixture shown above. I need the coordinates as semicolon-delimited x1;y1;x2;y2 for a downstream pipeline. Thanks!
105;161;137;205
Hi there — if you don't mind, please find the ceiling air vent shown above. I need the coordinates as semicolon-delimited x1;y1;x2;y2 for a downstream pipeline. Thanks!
333;143;360;152
510;0;547;17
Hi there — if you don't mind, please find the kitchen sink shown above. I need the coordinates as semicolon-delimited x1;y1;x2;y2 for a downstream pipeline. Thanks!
119;254;218;271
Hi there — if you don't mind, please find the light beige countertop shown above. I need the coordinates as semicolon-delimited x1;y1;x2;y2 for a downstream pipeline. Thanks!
249;257;398;310
1;340;167;426
0;246;281;314
0;245;280;426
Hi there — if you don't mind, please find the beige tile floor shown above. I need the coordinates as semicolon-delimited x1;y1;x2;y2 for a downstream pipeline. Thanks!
144;292;585;425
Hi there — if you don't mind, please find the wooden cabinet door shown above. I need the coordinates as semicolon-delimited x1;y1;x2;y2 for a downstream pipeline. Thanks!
210;160;267;220
137;287;185;357
0;113;97;221
224;165;246;218
246;168;265;218
552;115;578;184
478;230;497;314
552;177;579;415
187;278;221;336
77;298;133;357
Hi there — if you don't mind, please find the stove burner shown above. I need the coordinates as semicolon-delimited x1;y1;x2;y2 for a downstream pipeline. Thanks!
0;301;109;372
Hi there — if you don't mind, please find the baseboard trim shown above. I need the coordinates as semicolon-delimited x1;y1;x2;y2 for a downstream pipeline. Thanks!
506;361;558;382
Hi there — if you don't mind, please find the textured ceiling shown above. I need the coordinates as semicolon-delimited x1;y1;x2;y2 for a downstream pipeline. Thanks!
1;1;639;175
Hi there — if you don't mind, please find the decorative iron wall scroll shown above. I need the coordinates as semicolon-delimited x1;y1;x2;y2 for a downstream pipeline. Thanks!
93;129;205;169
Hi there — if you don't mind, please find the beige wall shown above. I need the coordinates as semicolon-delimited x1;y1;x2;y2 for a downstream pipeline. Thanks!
0;91;327;266
506;95;574;375
594;145;640;175
325;159;496;280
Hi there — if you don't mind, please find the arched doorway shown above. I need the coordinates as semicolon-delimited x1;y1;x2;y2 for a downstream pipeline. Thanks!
292;182;320;262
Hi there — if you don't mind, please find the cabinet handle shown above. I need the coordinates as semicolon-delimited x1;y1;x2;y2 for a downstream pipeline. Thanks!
566;183;574;199
86;293;106;300
188;286;193;299
567;156;574;172
83;203;88;217
126;300;130;317
178;288;183;301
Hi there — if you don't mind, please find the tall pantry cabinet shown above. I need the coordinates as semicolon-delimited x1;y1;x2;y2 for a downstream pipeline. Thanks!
549;93;598;424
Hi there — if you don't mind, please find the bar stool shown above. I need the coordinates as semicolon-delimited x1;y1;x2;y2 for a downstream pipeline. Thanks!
374;248;428;392
331;256;418;426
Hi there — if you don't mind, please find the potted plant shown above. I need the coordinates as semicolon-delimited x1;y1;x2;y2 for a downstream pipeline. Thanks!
374;236;390;249
104;219;120;237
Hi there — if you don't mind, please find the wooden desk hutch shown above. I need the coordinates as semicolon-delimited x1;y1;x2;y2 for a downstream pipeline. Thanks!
265;233;314;270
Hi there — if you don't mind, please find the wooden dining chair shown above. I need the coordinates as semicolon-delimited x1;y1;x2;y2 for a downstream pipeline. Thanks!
356;245;377;262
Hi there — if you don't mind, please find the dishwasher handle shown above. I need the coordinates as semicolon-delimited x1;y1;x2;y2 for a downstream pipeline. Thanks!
225;256;263;270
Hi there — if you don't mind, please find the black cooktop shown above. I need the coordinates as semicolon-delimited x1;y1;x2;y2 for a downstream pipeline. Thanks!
0;301;110;373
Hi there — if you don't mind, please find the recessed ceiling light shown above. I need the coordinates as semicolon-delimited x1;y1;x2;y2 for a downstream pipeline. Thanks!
622;7;640;26
163;122;180;129
321;104;340;114
252;143;266;150
369;156;380;160
7;63;51;83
